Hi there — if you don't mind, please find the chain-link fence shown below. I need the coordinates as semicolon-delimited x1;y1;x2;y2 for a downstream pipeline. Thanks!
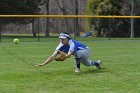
0;15;140;43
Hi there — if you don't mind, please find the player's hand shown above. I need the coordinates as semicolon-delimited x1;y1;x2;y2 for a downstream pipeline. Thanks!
35;64;45;66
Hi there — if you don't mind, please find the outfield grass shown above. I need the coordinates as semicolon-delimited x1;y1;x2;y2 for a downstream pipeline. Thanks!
0;39;140;93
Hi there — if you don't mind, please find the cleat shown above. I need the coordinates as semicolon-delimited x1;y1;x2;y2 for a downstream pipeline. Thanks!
75;68;80;73
96;60;102;69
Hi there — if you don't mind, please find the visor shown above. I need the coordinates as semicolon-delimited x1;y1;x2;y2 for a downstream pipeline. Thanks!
59;33;70;39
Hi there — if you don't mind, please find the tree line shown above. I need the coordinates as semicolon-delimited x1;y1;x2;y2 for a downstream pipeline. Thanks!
0;0;140;37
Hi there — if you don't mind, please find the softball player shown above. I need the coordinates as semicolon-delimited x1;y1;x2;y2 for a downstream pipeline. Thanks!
36;32;101;73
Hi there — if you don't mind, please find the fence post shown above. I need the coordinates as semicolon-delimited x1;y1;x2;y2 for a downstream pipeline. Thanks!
0;24;1;42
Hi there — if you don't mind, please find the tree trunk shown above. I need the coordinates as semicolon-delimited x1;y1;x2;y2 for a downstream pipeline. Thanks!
45;0;50;37
74;0;80;38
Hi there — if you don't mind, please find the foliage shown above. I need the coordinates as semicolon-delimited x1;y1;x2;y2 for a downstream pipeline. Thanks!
0;0;42;24
87;0;140;37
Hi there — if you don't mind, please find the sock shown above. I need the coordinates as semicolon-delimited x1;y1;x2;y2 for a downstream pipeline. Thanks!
93;61;99;67
77;64;80;69
75;58;81;69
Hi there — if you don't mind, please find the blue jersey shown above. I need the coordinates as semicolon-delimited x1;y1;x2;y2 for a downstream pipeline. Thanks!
55;39;87;53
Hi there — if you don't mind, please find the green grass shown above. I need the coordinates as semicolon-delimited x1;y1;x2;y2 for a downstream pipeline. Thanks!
0;39;140;93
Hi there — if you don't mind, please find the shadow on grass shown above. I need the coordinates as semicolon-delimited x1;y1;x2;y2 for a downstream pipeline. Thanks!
82;67;107;74
33;67;107;76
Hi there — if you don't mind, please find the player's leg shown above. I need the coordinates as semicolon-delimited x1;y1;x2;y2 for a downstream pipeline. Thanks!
74;48;101;73
79;48;102;68
74;51;83;73
75;58;81;73
84;58;101;69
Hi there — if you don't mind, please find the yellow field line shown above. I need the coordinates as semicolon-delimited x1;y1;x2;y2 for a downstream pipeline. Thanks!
0;15;140;18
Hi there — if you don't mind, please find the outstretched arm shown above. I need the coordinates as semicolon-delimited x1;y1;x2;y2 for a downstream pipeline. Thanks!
36;51;58;66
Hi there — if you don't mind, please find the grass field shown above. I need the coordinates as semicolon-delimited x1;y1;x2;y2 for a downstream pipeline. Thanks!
0;38;140;93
